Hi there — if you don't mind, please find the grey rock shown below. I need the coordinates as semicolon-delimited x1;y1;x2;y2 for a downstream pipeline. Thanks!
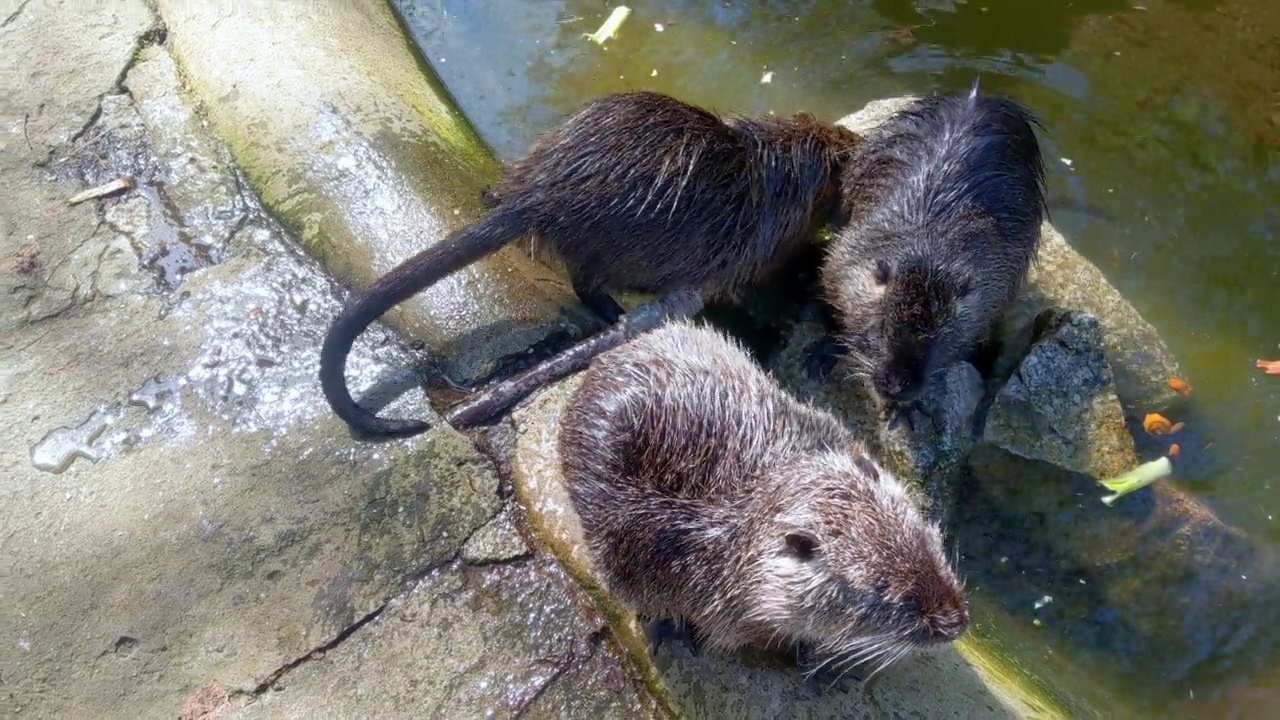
460;506;531;565
0;0;156;166
984;309;1138;480
765;315;981;523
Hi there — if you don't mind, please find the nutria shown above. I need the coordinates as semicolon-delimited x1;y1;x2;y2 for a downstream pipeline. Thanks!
558;321;968;683
819;81;1047;414
320;91;862;439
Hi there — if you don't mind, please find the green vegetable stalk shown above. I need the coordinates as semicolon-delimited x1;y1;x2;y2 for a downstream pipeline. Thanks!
584;6;632;44
1098;456;1172;506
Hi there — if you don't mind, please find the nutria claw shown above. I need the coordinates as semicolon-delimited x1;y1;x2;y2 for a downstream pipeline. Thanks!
644;617;702;657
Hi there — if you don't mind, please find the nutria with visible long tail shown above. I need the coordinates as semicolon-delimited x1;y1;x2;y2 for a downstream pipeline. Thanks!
558;321;968;684
819;81;1047;415
320;91;861;439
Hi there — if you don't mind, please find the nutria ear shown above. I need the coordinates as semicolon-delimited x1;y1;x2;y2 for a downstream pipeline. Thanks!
784;531;820;561
873;258;892;286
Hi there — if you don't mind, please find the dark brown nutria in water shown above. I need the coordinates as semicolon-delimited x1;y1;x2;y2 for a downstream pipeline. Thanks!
558;321;968;684
819;81;1047;414
320;90;862;439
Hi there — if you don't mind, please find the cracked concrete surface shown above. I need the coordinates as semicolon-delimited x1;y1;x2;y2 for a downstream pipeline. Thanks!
2;3;647;717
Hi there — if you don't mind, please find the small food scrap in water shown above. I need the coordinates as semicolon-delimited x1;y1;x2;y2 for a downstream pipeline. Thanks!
1099;456;1172;506
1142;412;1183;435
1257;358;1280;375
760;70;774;84
654;22;664;32
1167;377;1192;395
1061;157;1073;167
584;6;631;44
68;176;134;205
1167;443;1181;457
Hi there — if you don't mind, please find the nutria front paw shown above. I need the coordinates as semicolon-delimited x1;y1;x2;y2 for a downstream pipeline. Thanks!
643;617;702;657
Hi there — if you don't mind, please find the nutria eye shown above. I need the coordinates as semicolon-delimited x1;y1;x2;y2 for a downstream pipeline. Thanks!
956;277;973;297
784;532;819;561
873;259;892;286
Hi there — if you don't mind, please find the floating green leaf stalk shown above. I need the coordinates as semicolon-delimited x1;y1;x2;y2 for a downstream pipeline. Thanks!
584;6;632;44
1098;456;1172;506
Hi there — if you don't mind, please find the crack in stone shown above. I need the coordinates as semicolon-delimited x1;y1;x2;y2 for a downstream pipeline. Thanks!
2;0;30;28
511;635;600;718
64;18;168;153
244;602;388;698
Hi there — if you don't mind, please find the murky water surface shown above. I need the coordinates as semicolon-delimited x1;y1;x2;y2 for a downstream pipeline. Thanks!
398;0;1279;715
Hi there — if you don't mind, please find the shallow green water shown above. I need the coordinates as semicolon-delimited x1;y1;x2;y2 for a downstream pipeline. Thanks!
397;0;1279;715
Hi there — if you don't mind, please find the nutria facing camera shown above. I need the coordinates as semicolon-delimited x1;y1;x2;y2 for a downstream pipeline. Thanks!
320;90;862;439
820;81;1048;414
558;321;968;684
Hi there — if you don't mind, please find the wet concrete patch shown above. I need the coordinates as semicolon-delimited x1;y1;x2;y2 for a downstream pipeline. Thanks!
1;13;529;717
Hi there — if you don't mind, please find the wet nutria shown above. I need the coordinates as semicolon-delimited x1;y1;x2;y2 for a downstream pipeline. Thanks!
819;81;1047;413
320;91;862;439
558;321;968;683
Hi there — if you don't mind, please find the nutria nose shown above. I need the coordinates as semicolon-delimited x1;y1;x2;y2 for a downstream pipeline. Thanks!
876;374;920;404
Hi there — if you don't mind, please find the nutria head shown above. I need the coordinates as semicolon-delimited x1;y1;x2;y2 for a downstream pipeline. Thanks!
830;238;982;406
743;449;968;675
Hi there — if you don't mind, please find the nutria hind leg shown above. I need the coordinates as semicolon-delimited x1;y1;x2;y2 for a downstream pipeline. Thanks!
796;643;863;696
442;289;705;430
571;279;626;325
644;617;702;657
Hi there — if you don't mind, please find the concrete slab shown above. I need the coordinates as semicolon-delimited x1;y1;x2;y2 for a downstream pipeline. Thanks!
2;9;641;717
